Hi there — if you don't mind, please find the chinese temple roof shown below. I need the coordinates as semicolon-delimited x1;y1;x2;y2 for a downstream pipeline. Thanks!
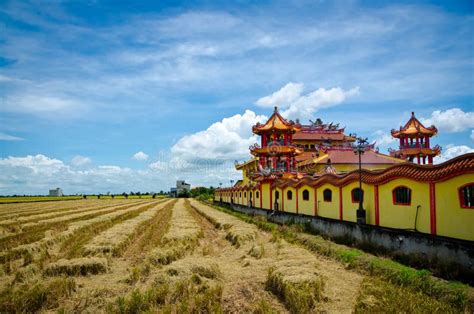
298;147;406;167
391;112;438;138
252;107;301;134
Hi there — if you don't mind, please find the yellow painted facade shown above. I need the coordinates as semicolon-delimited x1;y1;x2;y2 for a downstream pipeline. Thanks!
435;174;474;241
215;171;474;241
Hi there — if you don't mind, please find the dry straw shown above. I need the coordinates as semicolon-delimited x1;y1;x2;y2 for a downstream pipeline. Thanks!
0;200;160;262
44;257;108;276
189;199;257;246
266;243;325;313
83;200;172;256
149;199;202;265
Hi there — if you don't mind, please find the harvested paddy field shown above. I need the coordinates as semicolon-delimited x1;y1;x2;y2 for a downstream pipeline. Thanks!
0;198;471;313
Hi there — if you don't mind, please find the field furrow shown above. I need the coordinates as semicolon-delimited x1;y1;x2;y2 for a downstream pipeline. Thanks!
0;200;152;252
148;199;202;266
189;198;257;246
82;200;173;256
0;201;164;265
0;199;141;228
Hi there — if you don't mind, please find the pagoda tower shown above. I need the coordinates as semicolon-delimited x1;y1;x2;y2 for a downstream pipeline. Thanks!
251;107;303;174
390;112;441;164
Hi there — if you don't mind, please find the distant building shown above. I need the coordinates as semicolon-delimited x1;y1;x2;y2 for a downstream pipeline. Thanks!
170;180;191;197
49;188;63;197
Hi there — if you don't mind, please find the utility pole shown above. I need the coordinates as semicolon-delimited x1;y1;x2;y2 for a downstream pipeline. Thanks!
354;137;368;224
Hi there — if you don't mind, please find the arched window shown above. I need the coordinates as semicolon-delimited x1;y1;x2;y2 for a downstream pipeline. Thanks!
240;192;242;198
302;189;310;201
244;192;247;198
250;192;253;199
459;183;474;208
392;186;412;205
287;190;293;200
323;189;332;202
256;191;260;198
351;188;364;203
275;191;280;199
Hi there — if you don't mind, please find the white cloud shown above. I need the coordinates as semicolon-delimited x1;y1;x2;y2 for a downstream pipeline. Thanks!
256;82;304;107
422;108;474;133
256;83;359;121
171;110;267;162
132;151;149;161
435;144;474;164
372;130;396;152
0;132;23;141
71;155;91;166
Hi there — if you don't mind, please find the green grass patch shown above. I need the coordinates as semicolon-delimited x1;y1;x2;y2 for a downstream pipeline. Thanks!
355;277;458;313
0;277;76;313
107;276;222;313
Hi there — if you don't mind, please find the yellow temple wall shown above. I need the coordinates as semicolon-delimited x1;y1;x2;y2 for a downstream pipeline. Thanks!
378;178;431;233
316;184;340;220
261;183;271;210
298;185;315;216
435;174;474;241
341;182;375;224
215;172;474;241
282;187;297;213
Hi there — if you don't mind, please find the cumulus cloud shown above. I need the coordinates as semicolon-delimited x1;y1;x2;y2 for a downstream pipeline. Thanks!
256;82;304;107
132;151;149;161
171;110;267;162
372;130;396;152
71;155;91;166
256;83;359;120
0;154;66;175
422;108;474;133
435;144;474;164
0;132;23;141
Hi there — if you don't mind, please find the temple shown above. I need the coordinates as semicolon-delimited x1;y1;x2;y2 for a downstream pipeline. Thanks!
217;107;474;242
389;112;441;164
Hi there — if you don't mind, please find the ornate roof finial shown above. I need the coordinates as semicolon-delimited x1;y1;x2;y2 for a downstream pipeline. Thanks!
411;111;415;117
274;106;278;113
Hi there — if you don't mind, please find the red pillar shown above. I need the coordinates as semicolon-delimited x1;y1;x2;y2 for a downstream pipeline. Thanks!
286;157;290;172
425;135;430;148
428;156;433;164
416;136;419;148
417;155;420;164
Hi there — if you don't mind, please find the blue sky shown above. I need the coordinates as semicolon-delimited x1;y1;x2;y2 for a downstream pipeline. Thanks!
0;0;473;195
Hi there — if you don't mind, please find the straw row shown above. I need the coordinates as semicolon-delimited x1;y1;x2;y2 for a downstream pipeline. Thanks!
44;257;108;276
149;199;202;265
266;242;325;313
19;200;149;230
0;199;137;227
83;200;172;256
189;199;257;246
0;201;162;262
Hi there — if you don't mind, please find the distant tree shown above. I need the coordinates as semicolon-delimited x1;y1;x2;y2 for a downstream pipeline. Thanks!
159;190;164;195
111;195;115;199
83;195;87;199
98;194;101;199
152;194;156;199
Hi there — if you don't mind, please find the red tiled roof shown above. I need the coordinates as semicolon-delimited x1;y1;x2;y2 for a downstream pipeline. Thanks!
293;132;346;141
299;148;406;166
